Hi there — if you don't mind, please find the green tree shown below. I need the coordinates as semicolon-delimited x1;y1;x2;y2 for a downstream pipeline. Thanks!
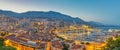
1;33;6;37
0;38;16;50
0;38;4;47
85;42;90;45
0;46;16;50
62;42;68;50
104;36;120;50
81;42;84;44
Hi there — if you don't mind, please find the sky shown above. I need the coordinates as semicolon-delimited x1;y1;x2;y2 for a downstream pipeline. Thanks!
0;0;120;25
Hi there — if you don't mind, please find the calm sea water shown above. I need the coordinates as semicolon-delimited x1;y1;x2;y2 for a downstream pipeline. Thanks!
96;27;120;30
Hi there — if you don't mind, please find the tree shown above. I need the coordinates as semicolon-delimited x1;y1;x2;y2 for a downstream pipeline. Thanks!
1;33;6;37
62;42;68;50
104;36;120;50
0;38;4;47
0;46;16;50
0;31;9;37
85;42;90;45
0;38;16;50
81;42;84;44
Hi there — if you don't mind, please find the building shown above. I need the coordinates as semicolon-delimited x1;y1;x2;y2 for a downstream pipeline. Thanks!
51;40;63;50
4;34;50;50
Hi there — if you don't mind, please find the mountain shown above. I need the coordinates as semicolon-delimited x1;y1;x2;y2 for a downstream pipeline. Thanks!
87;21;105;27
0;10;88;25
0;9;118;27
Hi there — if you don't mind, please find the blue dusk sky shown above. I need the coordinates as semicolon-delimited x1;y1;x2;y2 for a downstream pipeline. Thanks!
0;0;120;25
